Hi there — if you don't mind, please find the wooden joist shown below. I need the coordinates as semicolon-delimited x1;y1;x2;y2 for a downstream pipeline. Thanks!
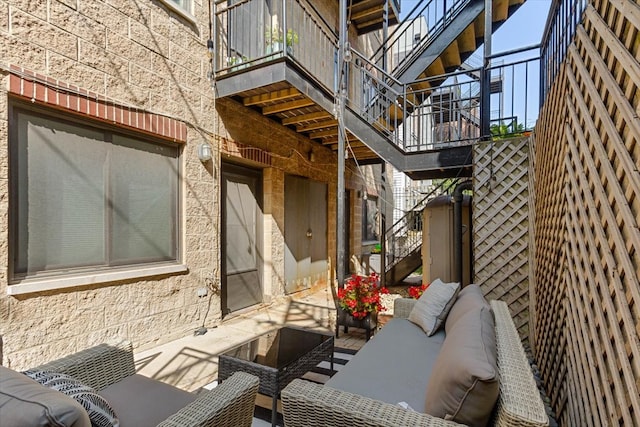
243;88;301;106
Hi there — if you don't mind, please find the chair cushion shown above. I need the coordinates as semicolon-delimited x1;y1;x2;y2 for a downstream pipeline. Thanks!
326;318;446;413
99;374;197;427
425;306;499;427
445;284;491;334
408;278;460;336
23;370;118;427
0;366;91;427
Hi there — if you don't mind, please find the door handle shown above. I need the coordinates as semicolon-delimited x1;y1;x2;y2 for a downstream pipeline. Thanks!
306;229;313;238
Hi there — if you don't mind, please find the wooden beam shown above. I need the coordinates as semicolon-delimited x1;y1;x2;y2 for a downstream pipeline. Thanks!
243;88;301;106
296;119;338;133
309;128;339;139
350;6;383;21
441;42;462;70
457;24;477;54
262;98;314;115
281;111;332;125
426;57;446;78
493;0;509;22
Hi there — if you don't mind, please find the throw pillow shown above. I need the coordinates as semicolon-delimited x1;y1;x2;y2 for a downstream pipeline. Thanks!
408;278;460;336
424;306;499;427
445;284;491;334
0;365;91;427
23;370;119;427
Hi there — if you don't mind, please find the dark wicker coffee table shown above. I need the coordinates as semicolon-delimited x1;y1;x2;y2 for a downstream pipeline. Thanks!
218;326;334;426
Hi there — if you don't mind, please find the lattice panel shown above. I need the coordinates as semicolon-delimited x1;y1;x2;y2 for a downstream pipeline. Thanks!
473;137;532;343
532;0;640;425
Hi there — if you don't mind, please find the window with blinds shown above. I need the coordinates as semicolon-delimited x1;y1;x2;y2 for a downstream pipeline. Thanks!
10;107;180;280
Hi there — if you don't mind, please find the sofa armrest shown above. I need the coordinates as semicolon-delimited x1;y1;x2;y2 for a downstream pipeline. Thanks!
157;371;259;427
393;298;416;319
490;300;549;426
282;379;464;427
31;340;135;392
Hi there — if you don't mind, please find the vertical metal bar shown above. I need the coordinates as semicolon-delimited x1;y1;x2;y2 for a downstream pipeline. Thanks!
480;0;492;139
283;0;287;55
337;0;347;288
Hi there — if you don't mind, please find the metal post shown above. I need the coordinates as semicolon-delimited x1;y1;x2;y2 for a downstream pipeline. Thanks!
337;0;347;288
480;0;492;139
379;163;387;286
379;0;389;286
382;1;388;73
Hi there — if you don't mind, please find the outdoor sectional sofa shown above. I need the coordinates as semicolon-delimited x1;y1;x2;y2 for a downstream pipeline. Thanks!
0;340;259;427
282;284;549;427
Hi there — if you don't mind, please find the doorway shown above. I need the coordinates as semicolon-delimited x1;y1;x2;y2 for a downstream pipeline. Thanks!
284;175;328;293
221;163;263;316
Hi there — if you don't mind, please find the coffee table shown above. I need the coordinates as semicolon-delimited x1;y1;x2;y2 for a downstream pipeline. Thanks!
217;326;334;426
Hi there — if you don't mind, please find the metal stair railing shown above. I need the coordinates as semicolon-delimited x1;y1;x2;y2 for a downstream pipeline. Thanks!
370;0;473;76
386;179;461;272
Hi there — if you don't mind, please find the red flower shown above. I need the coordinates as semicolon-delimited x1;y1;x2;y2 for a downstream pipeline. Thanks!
408;283;430;299
337;273;388;317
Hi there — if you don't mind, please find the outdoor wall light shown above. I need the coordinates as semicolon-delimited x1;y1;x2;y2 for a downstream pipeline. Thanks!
198;143;212;162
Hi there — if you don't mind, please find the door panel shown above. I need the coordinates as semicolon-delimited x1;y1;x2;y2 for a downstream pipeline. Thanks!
284;175;327;294
222;164;263;315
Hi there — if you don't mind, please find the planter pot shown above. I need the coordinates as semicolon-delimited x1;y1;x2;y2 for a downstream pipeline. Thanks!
336;307;377;341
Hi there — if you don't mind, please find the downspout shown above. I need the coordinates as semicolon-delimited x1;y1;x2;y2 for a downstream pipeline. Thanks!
454;180;473;284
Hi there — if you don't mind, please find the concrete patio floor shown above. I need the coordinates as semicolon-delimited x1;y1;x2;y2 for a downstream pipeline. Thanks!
133;283;369;394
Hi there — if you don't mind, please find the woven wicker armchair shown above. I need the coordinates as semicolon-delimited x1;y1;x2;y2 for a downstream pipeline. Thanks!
282;300;548;427
31;340;259;427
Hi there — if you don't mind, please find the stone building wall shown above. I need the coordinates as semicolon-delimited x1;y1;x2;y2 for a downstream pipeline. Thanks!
0;0;222;369
0;0;371;370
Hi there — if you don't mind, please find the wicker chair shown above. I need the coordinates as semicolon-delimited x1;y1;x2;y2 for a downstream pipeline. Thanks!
282;300;549;427
30;340;259;427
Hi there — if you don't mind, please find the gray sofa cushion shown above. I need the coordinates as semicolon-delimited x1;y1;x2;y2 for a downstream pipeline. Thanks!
425;305;499;427
0;366;91;427
445;284;491;334
98;374;196;427
326;318;445;413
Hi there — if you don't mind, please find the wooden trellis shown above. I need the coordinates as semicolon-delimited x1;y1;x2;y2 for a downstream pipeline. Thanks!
532;0;640;425
473;137;532;343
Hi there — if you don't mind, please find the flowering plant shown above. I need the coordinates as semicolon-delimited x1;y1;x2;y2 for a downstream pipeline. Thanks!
337;273;388;319
408;283;430;299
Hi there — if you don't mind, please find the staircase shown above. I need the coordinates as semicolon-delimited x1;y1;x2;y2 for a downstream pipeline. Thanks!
339;0;525;179
384;179;462;285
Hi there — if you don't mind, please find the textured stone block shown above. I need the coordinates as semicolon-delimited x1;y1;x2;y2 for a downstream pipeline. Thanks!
11;9;78;60
79;0;128;36
50;0;106;47
79;39;128;77
9;0;47;20
48;52;106;93
106;30;152;68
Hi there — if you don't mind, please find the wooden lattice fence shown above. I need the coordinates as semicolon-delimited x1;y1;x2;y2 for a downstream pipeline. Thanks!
473;137;532;343
532;0;640;425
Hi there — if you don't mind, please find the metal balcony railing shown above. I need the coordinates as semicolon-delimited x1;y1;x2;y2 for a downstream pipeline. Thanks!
213;0;541;154
213;0;337;93
540;0;587;102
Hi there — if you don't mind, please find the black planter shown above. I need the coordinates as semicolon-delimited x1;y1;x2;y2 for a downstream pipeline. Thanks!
335;307;377;341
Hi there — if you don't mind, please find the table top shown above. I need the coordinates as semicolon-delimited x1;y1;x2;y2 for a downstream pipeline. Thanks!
220;326;332;370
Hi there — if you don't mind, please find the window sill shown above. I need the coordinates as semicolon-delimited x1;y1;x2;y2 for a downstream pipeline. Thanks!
158;0;197;26
7;264;188;296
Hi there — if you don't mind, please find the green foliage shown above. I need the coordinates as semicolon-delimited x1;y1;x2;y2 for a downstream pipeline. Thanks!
265;27;299;45
490;122;525;140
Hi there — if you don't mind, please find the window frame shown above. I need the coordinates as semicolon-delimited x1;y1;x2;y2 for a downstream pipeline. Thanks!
159;0;197;25
7;100;185;295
